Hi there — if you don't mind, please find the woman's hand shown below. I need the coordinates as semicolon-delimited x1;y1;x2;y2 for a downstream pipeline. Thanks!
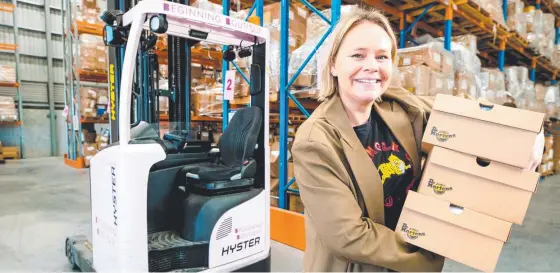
527;129;545;171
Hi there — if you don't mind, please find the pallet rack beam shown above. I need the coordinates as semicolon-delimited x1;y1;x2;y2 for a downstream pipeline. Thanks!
399;3;436;47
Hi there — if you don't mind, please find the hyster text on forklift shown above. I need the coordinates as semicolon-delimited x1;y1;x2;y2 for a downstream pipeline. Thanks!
64;0;272;271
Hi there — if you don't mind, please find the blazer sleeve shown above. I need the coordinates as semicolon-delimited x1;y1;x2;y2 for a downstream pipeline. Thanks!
292;140;444;272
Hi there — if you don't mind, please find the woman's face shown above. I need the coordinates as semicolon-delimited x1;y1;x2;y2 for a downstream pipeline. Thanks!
331;21;393;106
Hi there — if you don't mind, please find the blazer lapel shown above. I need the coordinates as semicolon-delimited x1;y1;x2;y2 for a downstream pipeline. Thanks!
323;95;385;223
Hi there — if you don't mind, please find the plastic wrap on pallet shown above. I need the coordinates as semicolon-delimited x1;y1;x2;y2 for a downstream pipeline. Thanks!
507;0;524;18
268;39;280;94
504;66;529;101
454;70;480;98
525;9;543;34
525;9;543;49
192;86;223;118
190;0;239;18
305;5;356;43
482;0;506;26
507;13;527;37
399;65;431;96
0;65;16;83
287;35;322;95
73;3;103;26
452;35;478;54
543;85;560;118
520;82;537;111
75;34;107;72
0;96;16;122
480;68;507;104
542;13;555;35
390;65;401;88
397;42;454;75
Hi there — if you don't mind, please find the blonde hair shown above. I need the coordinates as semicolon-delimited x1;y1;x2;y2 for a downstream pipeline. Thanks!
317;6;397;102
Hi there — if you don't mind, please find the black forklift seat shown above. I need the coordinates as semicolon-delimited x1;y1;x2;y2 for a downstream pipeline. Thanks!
181;106;262;193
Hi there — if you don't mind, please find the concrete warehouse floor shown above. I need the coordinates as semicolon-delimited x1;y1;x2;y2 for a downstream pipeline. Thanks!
0;157;559;272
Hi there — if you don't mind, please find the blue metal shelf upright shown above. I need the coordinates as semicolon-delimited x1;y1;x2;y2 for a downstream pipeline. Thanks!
221;0;264;130
277;0;341;210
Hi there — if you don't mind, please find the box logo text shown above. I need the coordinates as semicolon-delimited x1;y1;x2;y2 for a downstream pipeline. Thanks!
401;223;425;240
431;127;456;142
427;178;453;195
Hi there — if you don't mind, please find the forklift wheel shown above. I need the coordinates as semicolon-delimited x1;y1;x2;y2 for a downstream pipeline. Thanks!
65;238;78;270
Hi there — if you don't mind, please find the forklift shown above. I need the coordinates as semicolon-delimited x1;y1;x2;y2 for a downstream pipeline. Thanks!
64;0;272;271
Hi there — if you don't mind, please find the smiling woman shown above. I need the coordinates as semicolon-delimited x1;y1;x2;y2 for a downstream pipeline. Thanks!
291;5;445;272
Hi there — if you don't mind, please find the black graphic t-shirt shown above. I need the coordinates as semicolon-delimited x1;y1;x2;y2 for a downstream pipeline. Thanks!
353;110;417;231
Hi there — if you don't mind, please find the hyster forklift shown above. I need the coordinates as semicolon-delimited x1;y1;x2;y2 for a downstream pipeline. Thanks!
64;0;272;271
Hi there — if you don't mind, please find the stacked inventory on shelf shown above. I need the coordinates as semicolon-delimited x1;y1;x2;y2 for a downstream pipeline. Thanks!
62;0;109;167
0;0;22;159
261;0;560;213
153;0;256;142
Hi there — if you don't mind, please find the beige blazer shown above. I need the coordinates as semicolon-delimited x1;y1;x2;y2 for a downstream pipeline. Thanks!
291;87;445;272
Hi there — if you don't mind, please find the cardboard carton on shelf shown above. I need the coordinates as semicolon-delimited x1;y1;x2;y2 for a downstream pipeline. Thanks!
399;64;431;96
397;191;511;272
419;146;539;224
430;70;455;96
422;94;545;169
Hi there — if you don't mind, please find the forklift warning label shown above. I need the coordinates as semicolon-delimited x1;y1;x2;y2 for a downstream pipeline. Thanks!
163;2;262;35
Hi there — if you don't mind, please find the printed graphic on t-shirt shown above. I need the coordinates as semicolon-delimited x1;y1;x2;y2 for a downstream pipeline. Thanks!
353;113;417;231
377;153;411;184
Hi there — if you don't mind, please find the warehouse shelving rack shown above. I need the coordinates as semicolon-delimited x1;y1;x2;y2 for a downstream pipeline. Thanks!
273;0;560;212
152;0;265;130
62;0;108;168
0;0;23;158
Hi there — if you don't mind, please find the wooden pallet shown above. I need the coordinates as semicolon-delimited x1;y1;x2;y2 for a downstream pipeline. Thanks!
2;146;20;160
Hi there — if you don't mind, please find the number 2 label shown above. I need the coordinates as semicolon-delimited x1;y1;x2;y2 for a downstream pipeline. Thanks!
224;70;235;101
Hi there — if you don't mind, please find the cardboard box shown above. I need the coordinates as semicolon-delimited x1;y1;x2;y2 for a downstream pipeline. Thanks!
422;94;545;169
430;70;454;96
397;191;512;272
399;65;431;95
454;71;477;97
419;146;539;224
397;45;442;72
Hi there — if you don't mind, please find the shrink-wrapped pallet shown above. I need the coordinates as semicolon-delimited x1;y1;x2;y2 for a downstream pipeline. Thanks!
0;65;16;83
192;86;223;118
76;34;107;72
397;42;454;75
0;96;17;122
399;65;432;96
480;68;507;104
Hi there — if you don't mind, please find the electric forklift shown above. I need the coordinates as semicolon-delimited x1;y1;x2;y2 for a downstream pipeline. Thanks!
64;1;272;271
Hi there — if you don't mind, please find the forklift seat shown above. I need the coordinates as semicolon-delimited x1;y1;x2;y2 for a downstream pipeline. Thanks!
181;106;262;192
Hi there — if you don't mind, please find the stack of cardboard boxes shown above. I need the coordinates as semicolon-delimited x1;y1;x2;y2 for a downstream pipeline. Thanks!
540;133;555;175
76;34;107;73
554;129;560;173
82;128;110;167
0;96;17;122
80;87;109;119
398;94;544;272
397;43;455;97
0;65;16;83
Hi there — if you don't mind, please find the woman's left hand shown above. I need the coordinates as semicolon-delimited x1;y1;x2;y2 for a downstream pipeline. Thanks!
527;129;545;171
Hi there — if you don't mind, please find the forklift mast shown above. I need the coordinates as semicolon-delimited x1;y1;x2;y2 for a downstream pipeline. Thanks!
106;0;197;143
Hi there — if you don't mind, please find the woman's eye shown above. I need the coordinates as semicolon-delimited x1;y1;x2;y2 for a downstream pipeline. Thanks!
377;55;389;60
351;53;364;59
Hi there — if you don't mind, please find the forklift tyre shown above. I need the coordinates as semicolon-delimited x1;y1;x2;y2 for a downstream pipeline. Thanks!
65;238;78;270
